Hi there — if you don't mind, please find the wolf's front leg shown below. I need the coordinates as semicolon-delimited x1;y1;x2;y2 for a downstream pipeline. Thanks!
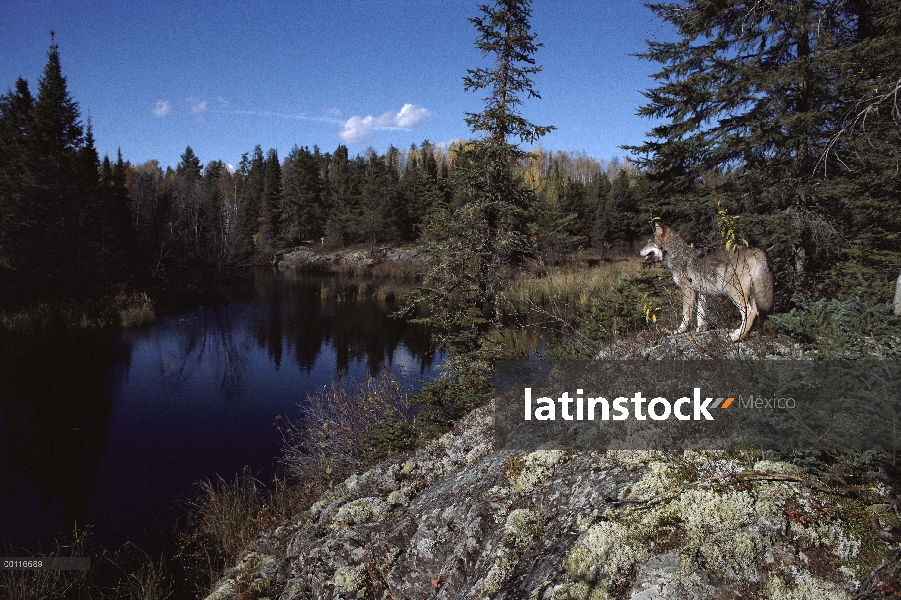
675;286;695;334
695;293;710;332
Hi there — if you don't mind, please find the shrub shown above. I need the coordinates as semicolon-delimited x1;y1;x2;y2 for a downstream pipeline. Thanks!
770;285;901;358
281;367;415;485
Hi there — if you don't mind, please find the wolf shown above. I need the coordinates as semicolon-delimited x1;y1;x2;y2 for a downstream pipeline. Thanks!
639;222;774;341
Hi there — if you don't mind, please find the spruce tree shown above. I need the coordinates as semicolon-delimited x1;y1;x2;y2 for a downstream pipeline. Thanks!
176;146;202;179
258;148;281;252
0;78;35;273
407;0;553;408
31;35;85;265
359;150;391;252
324;145;357;247
819;0;901;285
238;145;264;250
282;145;325;243
630;1;883;286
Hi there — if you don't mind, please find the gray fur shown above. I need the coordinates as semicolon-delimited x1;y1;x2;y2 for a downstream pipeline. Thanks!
894;269;901;316
640;223;775;342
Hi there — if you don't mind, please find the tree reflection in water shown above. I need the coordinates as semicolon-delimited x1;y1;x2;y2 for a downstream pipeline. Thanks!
0;269;440;556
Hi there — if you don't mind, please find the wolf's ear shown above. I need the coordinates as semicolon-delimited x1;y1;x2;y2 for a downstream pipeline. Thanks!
655;222;671;240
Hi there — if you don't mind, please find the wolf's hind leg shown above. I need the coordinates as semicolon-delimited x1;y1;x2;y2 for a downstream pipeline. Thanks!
729;297;757;342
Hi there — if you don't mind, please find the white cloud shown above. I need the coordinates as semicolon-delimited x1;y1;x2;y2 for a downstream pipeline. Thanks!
187;97;208;114
327;107;342;116
216;96;231;108
151;100;171;117
394;103;431;128
339;103;433;143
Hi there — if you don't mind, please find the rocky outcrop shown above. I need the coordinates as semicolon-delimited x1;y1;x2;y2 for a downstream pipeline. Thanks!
595;329;807;360
278;246;424;273
205;403;894;600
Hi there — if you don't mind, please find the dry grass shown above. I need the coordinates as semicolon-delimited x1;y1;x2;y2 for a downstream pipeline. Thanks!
0;290;157;332
114;291;156;327
0;529;89;600
0;303;56;332
186;468;304;562
510;258;646;308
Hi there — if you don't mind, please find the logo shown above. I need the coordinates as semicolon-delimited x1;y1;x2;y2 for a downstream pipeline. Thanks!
523;388;736;422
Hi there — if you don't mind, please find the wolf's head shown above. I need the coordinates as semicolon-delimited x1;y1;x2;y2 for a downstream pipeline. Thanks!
639;222;669;262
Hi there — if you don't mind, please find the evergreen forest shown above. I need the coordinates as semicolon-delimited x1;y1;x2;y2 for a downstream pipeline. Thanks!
1;0;900;324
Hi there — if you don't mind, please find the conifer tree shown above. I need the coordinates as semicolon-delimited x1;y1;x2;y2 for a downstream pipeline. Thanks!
408;0;553;402
238;145;264;249
0;78;35;271
29;33;99;289
359;150;392;251
258;148;281;252
629;1;867;283
176;146;205;255
282;145;325;242
324;145;357;247
176;146;202;179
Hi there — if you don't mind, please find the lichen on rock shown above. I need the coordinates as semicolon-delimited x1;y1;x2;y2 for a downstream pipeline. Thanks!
511;449;566;494
329;497;391;531
566;521;644;591
203;402;894;600
332;564;367;598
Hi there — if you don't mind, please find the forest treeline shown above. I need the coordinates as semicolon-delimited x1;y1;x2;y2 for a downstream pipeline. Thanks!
0;36;646;312
2;0;901;316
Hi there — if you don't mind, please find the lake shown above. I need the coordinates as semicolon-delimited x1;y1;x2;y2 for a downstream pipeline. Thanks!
0;269;440;556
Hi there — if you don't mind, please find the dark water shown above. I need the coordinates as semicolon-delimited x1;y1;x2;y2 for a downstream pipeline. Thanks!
0;269;440;555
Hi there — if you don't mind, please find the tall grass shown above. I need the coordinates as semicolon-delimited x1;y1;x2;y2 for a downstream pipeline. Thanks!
0;303;56;332
502;257;680;357
0;528;89;600
509;258;645;308
114;291;156;327
185;468;304;560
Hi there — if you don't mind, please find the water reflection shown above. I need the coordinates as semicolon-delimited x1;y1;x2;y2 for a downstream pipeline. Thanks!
253;270;434;376
0;331;128;542
0;270;439;553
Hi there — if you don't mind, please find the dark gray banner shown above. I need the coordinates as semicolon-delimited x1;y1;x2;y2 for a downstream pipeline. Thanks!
493;360;901;452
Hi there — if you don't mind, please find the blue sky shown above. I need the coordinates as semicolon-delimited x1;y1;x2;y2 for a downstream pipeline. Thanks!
1;1;672;170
